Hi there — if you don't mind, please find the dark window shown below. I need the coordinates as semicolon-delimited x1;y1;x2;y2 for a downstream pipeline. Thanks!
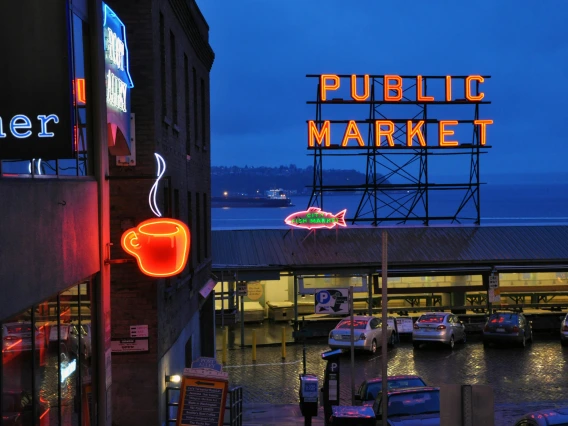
185;336;193;368
203;193;208;258
337;320;367;330
196;192;201;263
159;13;167;118
163;186;170;217
200;78;206;148
187;192;194;268
174;189;179;219
418;315;445;323
184;54;191;155
192;67;198;143
170;31;177;126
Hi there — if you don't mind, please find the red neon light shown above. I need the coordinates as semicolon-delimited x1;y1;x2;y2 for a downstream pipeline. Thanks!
76;78;86;104
285;207;347;230
121;218;190;278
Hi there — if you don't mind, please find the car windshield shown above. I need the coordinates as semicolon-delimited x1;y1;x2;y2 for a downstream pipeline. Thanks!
5;324;32;334
489;314;517;323
337;320;367;330
382;391;440;417
365;379;426;400
418;315;445;323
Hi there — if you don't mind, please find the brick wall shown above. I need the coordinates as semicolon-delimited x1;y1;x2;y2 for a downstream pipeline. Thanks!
106;0;214;424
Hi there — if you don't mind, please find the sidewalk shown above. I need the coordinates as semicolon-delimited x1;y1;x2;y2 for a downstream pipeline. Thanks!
243;404;325;425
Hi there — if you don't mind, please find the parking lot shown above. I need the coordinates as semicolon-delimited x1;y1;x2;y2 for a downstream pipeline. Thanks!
217;333;568;425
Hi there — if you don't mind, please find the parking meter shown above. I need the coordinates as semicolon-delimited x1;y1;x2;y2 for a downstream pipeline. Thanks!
321;349;344;425
299;373;319;425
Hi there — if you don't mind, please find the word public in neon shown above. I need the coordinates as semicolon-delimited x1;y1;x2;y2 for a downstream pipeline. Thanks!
285;207;347;230
309;74;493;148
121;153;191;277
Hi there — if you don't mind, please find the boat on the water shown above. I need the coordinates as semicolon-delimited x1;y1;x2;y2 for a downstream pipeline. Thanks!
212;189;294;208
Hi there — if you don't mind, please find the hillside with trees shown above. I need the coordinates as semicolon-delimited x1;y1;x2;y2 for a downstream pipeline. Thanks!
211;165;388;197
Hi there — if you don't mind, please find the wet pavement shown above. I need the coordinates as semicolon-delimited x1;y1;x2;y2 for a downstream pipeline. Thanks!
217;333;568;425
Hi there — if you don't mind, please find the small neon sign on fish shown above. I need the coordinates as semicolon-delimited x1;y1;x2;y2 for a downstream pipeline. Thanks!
285;207;347;230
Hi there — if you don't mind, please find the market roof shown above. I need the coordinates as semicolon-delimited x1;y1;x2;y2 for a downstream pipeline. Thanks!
211;225;568;272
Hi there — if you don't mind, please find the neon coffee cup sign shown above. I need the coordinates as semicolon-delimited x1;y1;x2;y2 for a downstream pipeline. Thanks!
121;154;190;277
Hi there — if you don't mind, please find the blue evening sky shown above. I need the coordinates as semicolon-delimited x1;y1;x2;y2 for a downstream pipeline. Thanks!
197;1;568;182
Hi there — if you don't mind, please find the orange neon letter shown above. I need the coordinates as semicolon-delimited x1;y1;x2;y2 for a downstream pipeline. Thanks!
375;121;395;146
350;74;370;101
308;120;331;147
383;75;402;101
439;121;459;146
474;120;493;145
445;76;452;102
76;78;86;104
407;121;426;146
465;75;485;101
416;76;434;102
341;120;365;147
320;74;340;101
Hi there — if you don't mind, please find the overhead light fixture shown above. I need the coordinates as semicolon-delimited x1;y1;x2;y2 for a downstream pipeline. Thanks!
165;374;181;384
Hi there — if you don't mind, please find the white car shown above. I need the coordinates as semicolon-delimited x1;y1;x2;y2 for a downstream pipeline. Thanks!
329;316;396;354
2;322;45;353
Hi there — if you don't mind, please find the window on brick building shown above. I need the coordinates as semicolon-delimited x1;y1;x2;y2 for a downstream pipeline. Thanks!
184;54;191;155
159;13;167;119
203;193;208;258
185;336;193;368
196;192;201;263
187;191;195;269
200;78;206;149
174;189;179;218
170;31;178;126
192;67;199;145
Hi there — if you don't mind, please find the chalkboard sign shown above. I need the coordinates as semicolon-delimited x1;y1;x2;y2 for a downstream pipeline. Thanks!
176;377;228;426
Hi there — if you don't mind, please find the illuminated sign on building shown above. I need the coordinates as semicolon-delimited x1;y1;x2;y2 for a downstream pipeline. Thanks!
308;74;493;148
103;3;134;156
0;0;73;159
121;154;191;277
285;207;347;230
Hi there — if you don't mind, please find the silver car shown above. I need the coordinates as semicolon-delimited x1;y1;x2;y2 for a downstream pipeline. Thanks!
412;312;466;350
329;316;395;354
561;313;568;346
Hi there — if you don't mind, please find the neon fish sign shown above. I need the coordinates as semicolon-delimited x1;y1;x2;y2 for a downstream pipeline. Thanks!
121;154;191;277
285;207;347;230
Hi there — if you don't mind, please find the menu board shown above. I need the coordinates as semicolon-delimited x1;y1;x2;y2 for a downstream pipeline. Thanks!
176;377;228;426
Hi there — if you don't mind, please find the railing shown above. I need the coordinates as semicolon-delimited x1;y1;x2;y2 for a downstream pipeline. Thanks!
166;385;243;425
224;386;243;426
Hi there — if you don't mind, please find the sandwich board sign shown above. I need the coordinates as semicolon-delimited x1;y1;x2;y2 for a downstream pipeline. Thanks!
315;288;349;314
176;357;228;426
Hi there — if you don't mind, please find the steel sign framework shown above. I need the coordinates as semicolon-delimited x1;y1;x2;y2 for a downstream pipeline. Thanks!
306;74;492;226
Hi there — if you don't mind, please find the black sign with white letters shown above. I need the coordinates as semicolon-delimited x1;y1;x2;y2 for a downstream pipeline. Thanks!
0;0;73;159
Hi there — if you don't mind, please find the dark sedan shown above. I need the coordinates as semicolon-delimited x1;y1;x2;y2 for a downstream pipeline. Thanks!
355;375;427;406
483;312;533;348
373;387;440;426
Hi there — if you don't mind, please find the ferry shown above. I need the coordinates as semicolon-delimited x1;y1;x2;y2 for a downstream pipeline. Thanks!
211;189;294;208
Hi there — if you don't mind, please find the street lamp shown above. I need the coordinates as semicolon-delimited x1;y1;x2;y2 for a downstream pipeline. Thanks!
165;374;181;384
223;191;228;197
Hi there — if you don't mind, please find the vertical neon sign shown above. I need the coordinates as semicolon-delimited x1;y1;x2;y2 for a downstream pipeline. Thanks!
103;3;134;156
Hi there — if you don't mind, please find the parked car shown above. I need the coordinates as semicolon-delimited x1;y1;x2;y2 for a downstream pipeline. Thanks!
560;314;568;347
355;375;427;406
68;323;92;360
513;407;568;425
482;312;533;348
373;386;441;425
2;322;45;354
328;316;395;354
412;313;466;350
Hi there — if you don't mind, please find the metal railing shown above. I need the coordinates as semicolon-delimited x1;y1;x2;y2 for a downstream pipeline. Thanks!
224;386;243;426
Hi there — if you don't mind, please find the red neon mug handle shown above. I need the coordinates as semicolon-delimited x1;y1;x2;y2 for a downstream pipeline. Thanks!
122;229;141;255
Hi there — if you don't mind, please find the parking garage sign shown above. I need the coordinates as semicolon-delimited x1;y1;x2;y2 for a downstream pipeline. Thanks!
315;289;349;314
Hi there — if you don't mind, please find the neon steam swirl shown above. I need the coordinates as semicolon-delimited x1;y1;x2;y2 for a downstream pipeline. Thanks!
148;153;166;217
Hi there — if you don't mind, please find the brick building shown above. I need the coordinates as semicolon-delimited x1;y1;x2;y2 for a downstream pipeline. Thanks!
103;0;215;424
